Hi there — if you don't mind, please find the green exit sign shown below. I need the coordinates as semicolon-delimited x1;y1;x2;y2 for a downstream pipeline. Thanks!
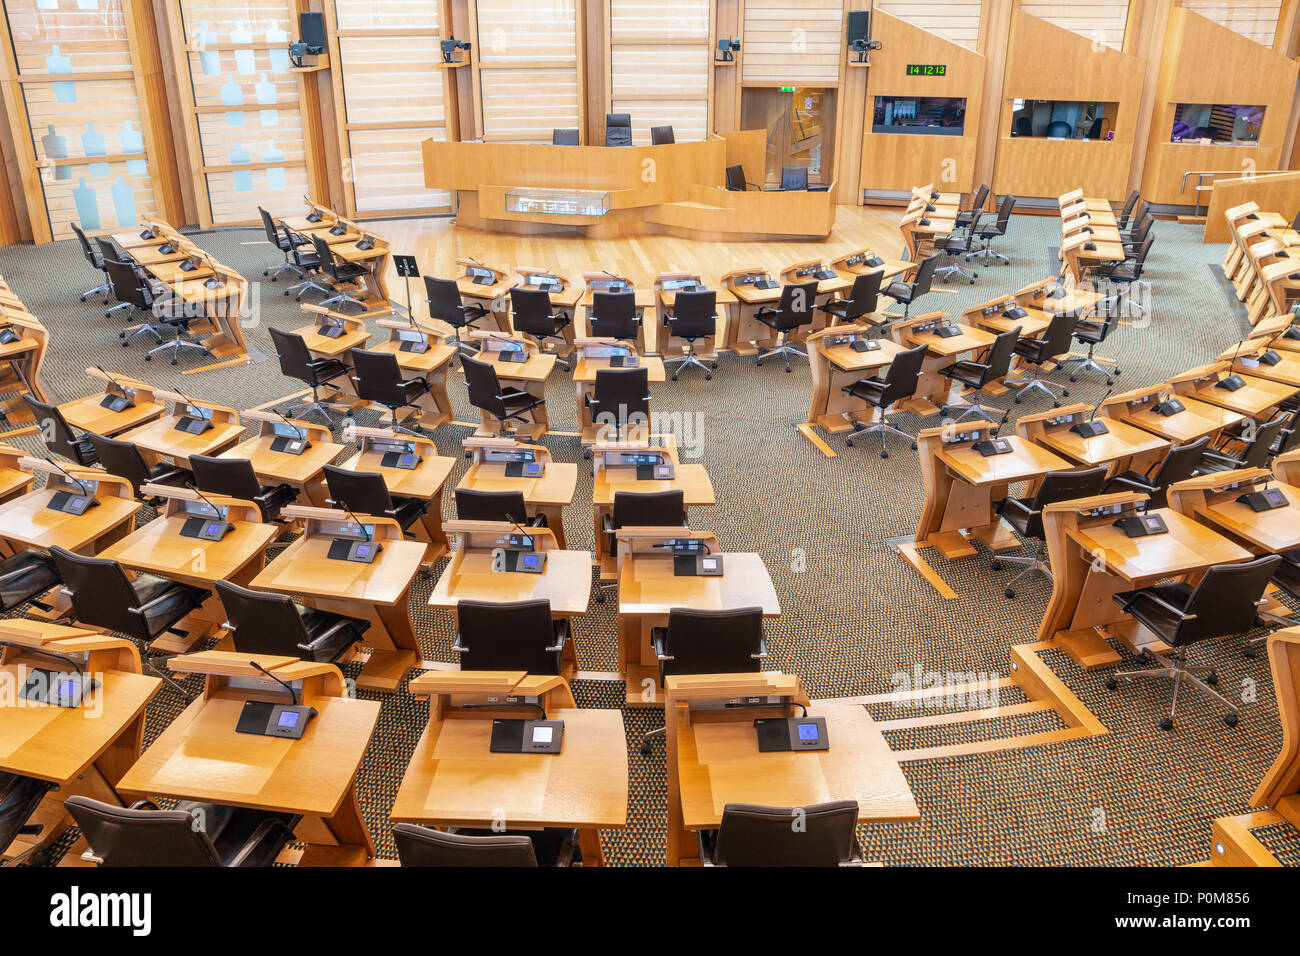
906;63;946;76
780;85;795;92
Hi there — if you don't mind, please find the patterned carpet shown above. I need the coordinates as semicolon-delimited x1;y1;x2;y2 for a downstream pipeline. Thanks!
2;214;1293;866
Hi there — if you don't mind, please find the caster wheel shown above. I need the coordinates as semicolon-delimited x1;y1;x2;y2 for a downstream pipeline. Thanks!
1224;714;1239;728
1005;589;1015;600
990;559;1001;570
756;360;763;367
1243;646;1257;659
711;362;718;370
1104;677;1118;690
80;295;87;302
671;374;678;381
1115;369;1122;376
1159;717;1173;731
284;290;291;296
705;374;712;380
583;450;591;460
465;451;472;459
969;278;976;284
121;341;129;347
144;355;152;361
1205;672;1218;687
595;591;605;604
845;439;853;447
910;442;917;450
1014;397;1021;404
171;360;178;366
271;277;278;283
640;744;651;756
1069;375;1077;383
880;451;888;459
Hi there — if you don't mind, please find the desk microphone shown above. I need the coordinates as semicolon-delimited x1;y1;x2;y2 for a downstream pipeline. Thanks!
95;365;136;410
182;482;234;540
250;660;300;708
269;407;310;454
0;639;97;707
499;513;545;573
972;410;1013;457
173;391;213;433
239;660;316;739
44;456;99;515
1071;383;1116;438
328;500;382;562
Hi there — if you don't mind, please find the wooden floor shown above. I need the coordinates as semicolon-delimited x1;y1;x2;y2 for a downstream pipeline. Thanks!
367;203;904;320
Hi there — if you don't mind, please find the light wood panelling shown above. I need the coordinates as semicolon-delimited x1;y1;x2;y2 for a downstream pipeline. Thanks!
741;0;844;85
608;0;711;144
1183;0;1282;46
874;0;982;50
1203;170;1300;240
1019;0;1130;50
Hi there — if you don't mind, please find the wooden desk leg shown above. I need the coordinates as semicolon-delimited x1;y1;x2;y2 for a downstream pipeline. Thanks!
577;827;605;866
664;700;693;866
306;592;418;692
296;784;376;865
537;505;566;547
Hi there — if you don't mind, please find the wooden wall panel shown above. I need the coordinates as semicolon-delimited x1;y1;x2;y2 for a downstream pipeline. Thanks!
1183;0;1282;46
873;0;982;50
608;0;710;143
741;0;843;85
1019;0;1130;50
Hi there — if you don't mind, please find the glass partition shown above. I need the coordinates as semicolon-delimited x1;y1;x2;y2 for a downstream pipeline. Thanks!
1171;103;1264;144
1009;100;1117;140
872;96;965;136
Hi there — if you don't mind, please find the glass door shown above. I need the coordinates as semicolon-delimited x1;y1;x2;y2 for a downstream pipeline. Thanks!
740;86;837;188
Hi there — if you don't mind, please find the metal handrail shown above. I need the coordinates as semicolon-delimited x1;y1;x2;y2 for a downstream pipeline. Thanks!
1180;168;1288;217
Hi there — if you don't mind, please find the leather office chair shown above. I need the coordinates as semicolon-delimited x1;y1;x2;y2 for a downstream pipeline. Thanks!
754;280;818;372
259;207;304;282
589;290;640;344
213;580;367;665
452;599;568;675
310;233;368;312
780;166;808;191
1105;554;1282;729
1198;413;1288;473
281;224;331;300
992;467;1108;599
665;289;718;381
0;773;57;865
1122;211;1154;255
190;455;298;523
725;165;759;191
66;796;297;867
954;184;990;230
1095;232;1154;321
881;254;938;325
587;367;651;448
650;125;675;145
510;287;571;370
842;343;929;457
21;394;97;465
454;488;546;527
88;432;192;501
268;326;347;423
700;800;861;867
934;225;978;284
598;490;686;602
1006;312;1078;406
1272;406;1300;457
605;113;632;147
1059;309;1122;384
552;128;579;145
1114;189;1140;230
1252;549;1300;653
1103;436;1210;510
939;325;1020;423
71;221;110;303
392;823;578;867
323;464;427;534
968;194;1016;265
462;354;545;437
95;238;135;320
426;276;490;360
817;271;881;327
350;347;431;434
106;257;170;346
0;551;60;614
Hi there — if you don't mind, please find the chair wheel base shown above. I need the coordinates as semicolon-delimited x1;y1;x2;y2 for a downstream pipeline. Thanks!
639;744;653;756
1159;717;1173;731
1104;677;1118;690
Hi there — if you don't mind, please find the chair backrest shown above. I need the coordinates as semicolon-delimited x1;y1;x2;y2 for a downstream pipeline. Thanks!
94;236;121;265
213;580;311;658
86;432;150;497
774;280;818;330
968;184;990;213
908;254;940;297
310;234;342;279
1023;467;1109;538
509;287;555;337
393;823;537;867
982;326;1022;381
611;489;685;529
71;221;101;268
190;454;263;500
839;272;882;320
282;223;317;267
1118;189;1140;223
0;773;55;856
350;347;409;406
1037;312;1079;360
105;257;147;307
1241;413;1289;468
462;355;507;420
1178;555;1283;645
48;547;149;640
780;166;808;191
878;343;929;407
725;165;746;191
605;112;632;147
323;464;396;517
21;395;85;461
993;193;1016;230
455;599;561;674
659;606;764;678
1278;407;1300;455
1130;233;1155;273
268;326;316;383
552;128;579;146
712;800;859;866
258;206;280;246
649;125;675;145
455;488;528;523
590;290;638;339
424;276;468;324
65;796;223;866
669;290;717;338
1149;436;1210;505
592;367;650;427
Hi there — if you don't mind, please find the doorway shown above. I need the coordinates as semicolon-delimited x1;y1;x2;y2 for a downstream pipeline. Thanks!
740;87;837;188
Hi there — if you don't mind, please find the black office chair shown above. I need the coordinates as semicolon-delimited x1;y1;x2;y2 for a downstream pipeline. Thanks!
281;224;330;300
605;113;632;147
322;464;427;533
1114;189;1140;230
817;272;881;327
954;184;989;230
700;800;862;867
350;347;431;435
649;125;675;145
725;165;759;191
426;276;490;360
552;128;579;146
1013;116;1033;137
66;796;298;867
754;280;818;372
268;326;347;423
71;221;110;303
0;550;61;614
0;773;57;865
452;599;567;675
939;325;1020;423
586;367;650;446
21;394;97;465
992;467;1109;599
934;225;978;284
598;490;686;602
779;166;808;191
189;455;297;523
106;257;169;346
1095;232;1154;321
1059;309;1122;384
881;254;938;325
510;287;571;370
1103;436;1210;510
87;432;191;502
1272;405;1300;457
1105;555;1282;729
454;488;546;527
258;207;304;282
1122;211;1154;255
968;194;1016;265
589;290;641;344
392;823;578;867
1198;413;1289;473
95;238;135;320
462;354;545;437
213;580;367;665
1006;312;1078;406
842;343;928;457
310;234;368;312
1252;549;1300;653
665;289;718;381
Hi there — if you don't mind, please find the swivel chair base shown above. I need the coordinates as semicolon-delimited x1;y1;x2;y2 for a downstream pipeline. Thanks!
844;418;916;459
1105;648;1239;730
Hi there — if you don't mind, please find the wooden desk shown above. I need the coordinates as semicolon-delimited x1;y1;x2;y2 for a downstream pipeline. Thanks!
1169;470;1300;555
572;341;665;446
719;268;785;355
575;273;653;353
458;437;578;547
893;314;997;416
368;319;456;430
1101;386;1247;445
282;204;392;308
1018;405;1170;477
654;272;731;358
780;258;853;339
806;326;908;435
221;412;342;507
0;460;139;556
1013;276;1103;318
469;333;554;439
117;394;244;465
0;443;33;505
1171;363;1300;419
0;290;51;425
58;369;165;438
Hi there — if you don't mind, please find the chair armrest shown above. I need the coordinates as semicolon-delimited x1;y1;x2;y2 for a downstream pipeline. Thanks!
995;497;1034;523
451;631;468;654
0;562;41;586
751;635;769;660
298;618;359;654
1199;448;1243;468
1102;473;1156;495
545;617;569;654
1115;589;1196;621
227;817;298;868
128;587;189;616
130;799;161;811
552;829;581;867
652;629;672;661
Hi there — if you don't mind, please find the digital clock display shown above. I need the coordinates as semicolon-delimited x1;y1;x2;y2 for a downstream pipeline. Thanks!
906;63;946;76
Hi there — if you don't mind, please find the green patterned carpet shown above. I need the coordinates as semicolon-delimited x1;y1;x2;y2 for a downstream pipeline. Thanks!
2;215;1293;866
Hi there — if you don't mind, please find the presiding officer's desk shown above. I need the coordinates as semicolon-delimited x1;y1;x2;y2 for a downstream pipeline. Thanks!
99;485;279;653
251;505;425;692
1170;361;1300;420
0;458;140;561
1099;383;1247;445
58;368;166;438
0;619;160;863
117;391;245;465
915;421;1071;560
615;527;779;705
572;338;665;446
891;313;998;417
806;325;907;435
1036;492;1253;669
117;650;380;866
664;672;919;866
392;670;627;866
1016;404;1170;478
469;331;554;440
220;410;342;508
458;436;578;547
654;272;731;359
